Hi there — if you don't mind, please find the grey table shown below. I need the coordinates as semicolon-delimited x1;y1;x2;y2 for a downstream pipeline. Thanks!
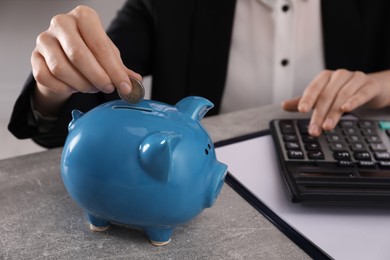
5;104;386;259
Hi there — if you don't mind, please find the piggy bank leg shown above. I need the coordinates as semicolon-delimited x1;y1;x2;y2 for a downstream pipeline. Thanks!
86;213;110;232
144;227;174;246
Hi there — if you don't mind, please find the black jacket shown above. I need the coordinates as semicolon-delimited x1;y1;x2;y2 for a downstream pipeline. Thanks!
8;0;390;148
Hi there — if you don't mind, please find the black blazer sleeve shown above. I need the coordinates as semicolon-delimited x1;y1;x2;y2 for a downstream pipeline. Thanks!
8;74;120;148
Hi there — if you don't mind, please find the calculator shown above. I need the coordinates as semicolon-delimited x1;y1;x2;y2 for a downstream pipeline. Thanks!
270;118;390;205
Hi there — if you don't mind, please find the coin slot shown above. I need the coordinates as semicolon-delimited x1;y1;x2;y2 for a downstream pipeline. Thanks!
112;106;153;112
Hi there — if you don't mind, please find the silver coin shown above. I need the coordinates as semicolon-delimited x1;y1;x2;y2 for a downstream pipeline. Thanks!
118;77;145;104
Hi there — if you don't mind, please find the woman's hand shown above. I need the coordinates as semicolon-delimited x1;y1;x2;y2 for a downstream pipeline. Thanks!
282;69;390;136
31;5;142;116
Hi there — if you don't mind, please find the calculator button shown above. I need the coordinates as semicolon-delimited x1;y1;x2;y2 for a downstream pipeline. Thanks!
358;161;376;167
337;160;354;167
283;134;298;142
334;151;351;160
330;142;347;151
287;150;304;159
354;151;371;160
307;150;324;160
324;127;341;135
279;120;295;134
346;135;362;143
370;143;387;151
305;142;321;150
339;120;355;127
285;142;300;150
297;120;310;134
361;128;377;136
343;127;358;135
379;121;390;130
301;135;318;142
379;161;390;167
326;134;342;142
359;120;374;128
366;135;381;143
374;151;390;160
350;142;366;151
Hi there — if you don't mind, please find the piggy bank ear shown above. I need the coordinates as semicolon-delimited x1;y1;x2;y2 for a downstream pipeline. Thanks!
68;110;84;132
139;131;182;182
175;96;214;121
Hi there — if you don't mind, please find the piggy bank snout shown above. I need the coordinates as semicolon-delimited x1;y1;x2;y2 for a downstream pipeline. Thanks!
204;161;227;208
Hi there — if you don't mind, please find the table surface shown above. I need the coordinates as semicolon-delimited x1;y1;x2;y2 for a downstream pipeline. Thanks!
2;104;388;259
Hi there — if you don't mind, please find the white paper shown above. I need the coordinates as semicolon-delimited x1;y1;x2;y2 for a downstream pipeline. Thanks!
216;135;390;260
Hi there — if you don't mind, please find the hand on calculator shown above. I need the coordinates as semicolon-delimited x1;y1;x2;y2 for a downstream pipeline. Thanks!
282;69;390;137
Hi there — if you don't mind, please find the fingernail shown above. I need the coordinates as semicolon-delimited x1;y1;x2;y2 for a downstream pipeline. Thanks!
103;84;115;94
309;123;320;136
323;118;334;130
118;82;132;95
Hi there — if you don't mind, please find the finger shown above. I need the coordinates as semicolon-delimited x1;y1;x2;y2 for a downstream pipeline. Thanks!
320;72;362;129
31;49;77;96
70;6;132;95
341;82;380;112
308;70;354;136
36;32;100;94
322;71;367;130
50;12;115;93
308;110;324;137
281;96;301;112
298;70;332;113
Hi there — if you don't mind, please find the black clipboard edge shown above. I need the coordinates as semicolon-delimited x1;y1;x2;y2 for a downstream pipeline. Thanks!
215;130;332;260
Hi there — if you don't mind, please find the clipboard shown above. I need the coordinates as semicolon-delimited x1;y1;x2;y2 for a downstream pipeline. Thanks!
215;131;390;260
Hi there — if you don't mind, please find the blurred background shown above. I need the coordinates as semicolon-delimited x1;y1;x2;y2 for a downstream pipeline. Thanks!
0;0;126;159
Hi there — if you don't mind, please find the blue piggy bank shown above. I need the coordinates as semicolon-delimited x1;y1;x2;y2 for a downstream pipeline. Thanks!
61;96;227;246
